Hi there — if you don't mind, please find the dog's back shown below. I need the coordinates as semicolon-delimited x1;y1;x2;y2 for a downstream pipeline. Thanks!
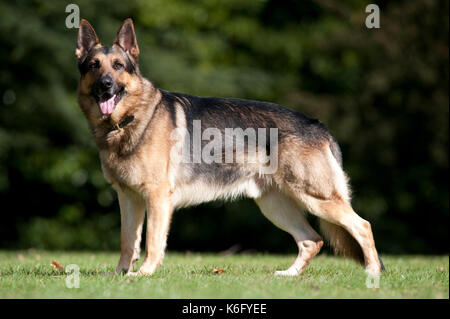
161;90;340;205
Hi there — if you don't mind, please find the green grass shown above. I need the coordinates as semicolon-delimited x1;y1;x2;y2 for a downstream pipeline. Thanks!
0;250;447;298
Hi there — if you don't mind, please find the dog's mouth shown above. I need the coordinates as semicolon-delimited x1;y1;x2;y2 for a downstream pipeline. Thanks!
97;87;125;115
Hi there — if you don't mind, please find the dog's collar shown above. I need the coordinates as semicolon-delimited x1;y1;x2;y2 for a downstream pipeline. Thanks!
111;114;135;131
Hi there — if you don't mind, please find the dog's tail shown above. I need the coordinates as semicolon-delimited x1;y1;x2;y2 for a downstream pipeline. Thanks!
319;219;365;265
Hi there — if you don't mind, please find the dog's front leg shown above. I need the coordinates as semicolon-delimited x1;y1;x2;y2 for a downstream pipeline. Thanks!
115;187;146;274
130;185;173;276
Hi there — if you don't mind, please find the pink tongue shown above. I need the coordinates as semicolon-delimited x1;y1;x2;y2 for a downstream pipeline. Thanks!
99;94;116;114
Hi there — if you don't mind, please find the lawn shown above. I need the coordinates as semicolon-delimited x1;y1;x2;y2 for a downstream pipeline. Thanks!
0;250;447;299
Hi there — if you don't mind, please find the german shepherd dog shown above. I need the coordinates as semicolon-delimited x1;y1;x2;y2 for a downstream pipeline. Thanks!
76;19;384;276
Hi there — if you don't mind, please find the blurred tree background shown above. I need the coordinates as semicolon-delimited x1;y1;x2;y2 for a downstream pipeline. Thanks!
0;0;448;254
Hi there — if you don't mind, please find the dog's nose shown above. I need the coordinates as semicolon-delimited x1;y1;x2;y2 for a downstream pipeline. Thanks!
99;76;113;91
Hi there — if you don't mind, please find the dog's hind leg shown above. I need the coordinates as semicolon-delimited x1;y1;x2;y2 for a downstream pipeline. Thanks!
300;195;382;275
282;144;382;275
115;187;146;274
255;189;324;276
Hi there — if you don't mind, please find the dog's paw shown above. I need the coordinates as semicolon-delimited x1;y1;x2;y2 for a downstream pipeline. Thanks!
115;268;129;275
365;264;382;276
126;271;140;277
274;269;298;277
126;270;154;277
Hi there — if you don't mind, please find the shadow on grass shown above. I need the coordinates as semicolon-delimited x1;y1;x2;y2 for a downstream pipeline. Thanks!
0;267;121;277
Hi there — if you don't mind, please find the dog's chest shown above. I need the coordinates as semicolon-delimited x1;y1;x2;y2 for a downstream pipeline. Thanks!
99;150;144;190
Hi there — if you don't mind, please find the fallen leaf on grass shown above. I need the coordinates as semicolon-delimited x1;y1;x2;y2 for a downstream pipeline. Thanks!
50;261;64;272
213;268;225;274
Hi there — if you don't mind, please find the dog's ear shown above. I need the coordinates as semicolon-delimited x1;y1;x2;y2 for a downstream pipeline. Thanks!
76;19;99;62
113;18;139;63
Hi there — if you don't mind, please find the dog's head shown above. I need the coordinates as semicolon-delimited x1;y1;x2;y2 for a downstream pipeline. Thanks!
76;19;141;119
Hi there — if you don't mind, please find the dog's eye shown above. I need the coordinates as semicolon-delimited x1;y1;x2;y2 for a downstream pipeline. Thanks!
89;60;100;70
114;61;124;71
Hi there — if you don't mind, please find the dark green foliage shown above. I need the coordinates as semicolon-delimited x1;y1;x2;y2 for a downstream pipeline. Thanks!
0;0;448;253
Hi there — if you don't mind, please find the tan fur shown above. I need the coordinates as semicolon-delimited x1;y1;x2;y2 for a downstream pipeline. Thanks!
77;19;382;277
275;142;381;275
115;187;145;272
255;189;324;276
